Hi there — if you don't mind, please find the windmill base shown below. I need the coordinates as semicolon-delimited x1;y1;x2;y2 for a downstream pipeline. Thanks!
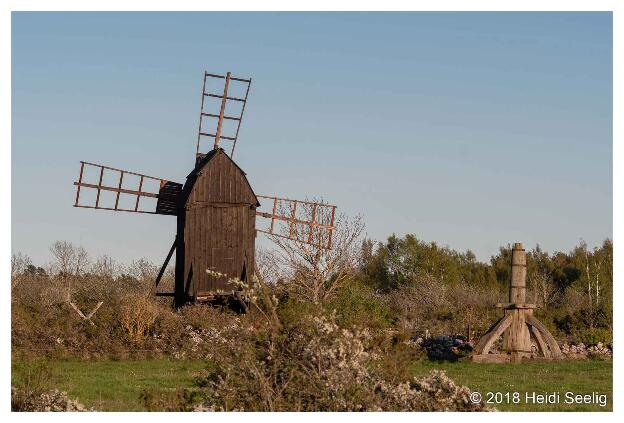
472;310;563;363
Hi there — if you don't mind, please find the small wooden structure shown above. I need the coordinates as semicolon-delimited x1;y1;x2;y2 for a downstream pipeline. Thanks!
72;71;337;308
472;243;562;363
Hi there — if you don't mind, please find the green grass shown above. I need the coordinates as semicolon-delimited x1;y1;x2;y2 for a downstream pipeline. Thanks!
409;360;612;411
12;358;612;411
12;358;212;411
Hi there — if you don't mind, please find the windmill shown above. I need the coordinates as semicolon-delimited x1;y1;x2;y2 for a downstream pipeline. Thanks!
73;71;337;308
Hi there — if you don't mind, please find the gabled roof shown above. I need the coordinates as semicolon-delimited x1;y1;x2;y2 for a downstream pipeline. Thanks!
187;148;260;206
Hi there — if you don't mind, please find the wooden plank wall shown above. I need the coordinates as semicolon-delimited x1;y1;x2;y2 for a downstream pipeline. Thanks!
183;150;257;296
189;151;257;205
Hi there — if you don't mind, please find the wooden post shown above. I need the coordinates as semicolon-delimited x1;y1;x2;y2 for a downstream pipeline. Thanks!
510;242;527;303
504;243;531;361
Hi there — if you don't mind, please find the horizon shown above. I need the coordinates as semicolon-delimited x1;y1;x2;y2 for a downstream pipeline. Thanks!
13;234;613;271
12;12;612;265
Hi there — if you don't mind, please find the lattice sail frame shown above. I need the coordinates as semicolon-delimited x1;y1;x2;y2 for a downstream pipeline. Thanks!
196;71;252;160
73;161;181;215
256;195;337;250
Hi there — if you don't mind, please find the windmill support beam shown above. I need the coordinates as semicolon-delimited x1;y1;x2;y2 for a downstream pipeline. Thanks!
154;238;177;292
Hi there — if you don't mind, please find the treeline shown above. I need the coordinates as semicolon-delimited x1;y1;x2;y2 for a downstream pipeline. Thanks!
357;234;612;343
11;234;613;346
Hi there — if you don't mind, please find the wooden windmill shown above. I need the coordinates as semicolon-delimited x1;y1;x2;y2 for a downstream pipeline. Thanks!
472;243;562;363
73;71;337;308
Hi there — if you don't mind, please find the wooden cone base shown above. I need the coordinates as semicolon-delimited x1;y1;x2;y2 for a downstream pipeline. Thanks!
472;243;562;363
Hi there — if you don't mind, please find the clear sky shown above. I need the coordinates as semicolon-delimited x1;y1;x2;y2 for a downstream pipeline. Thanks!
12;12;612;266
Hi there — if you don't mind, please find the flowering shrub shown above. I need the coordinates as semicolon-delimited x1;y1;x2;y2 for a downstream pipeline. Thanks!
182;311;492;411
11;387;90;412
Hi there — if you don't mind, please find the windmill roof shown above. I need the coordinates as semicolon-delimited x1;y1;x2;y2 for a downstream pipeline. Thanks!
187;148;260;206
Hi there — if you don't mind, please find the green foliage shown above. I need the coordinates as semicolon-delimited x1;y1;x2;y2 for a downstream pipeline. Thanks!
359;234;613;338
361;234;495;291
11;359;54;395
578;328;612;347
325;278;394;329
553;303;613;342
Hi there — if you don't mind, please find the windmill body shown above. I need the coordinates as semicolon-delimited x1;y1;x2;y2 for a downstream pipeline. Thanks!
175;148;259;306
72;71;337;308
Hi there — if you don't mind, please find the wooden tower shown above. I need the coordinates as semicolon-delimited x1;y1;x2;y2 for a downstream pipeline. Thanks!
72;71;337;308
472;243;563;363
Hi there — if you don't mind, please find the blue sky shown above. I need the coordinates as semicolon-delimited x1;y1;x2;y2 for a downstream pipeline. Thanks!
12;12;612;265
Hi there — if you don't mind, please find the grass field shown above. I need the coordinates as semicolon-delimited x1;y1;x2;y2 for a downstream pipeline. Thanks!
12;358;612;411
409;360;612;411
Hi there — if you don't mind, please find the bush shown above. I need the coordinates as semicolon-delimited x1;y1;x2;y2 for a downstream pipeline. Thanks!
325;279;394;329
578;328;612;347
383;275;500;337
156;310;492;411
120;293;160;342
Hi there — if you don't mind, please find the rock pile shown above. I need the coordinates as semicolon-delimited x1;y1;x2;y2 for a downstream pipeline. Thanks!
561;342;612;359
411;335;474;361
411;333;613;361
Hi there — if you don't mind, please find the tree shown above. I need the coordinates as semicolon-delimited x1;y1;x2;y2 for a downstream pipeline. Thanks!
49;241;90;277
269;203;365;303
91;254;117;279
11;252;32;278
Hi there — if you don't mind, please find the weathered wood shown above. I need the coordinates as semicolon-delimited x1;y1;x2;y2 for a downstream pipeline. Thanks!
154;238;177;290
474;315;513;355
86;301;104;319
68;301;103;326
73;182;159;199
530;324;551;358
178;149;258;302
526;315;563;359
473;242;562;363
510;242;527;303
503;309;531;354
214;72;232;148
472;353;510;364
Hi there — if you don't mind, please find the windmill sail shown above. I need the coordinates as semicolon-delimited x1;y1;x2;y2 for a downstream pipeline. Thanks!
256;195;337;249
73;161;181;215
195;71;252;162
